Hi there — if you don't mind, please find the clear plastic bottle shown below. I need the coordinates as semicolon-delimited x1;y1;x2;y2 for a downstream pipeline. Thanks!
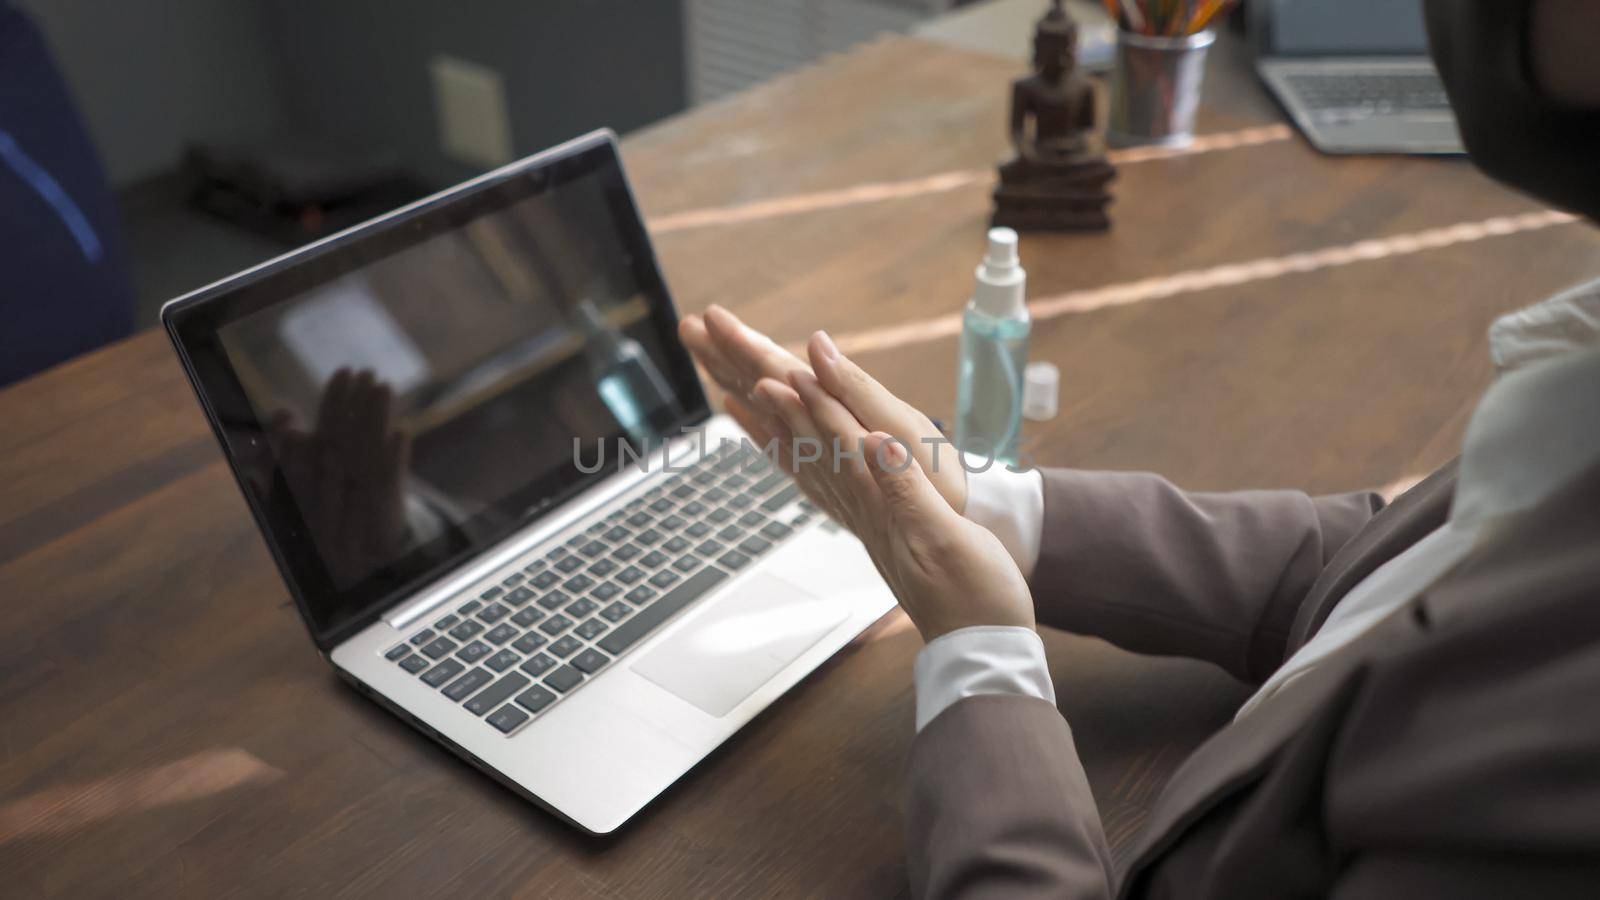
954;228;1030;465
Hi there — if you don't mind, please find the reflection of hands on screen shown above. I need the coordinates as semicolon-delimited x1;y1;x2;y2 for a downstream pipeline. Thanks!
270;368;411;588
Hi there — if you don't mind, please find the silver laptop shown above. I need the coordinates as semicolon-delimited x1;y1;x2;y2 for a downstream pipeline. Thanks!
1252;0;1463;155
163;129;895;834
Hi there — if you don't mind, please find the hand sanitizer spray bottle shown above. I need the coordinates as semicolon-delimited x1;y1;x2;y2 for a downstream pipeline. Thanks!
954;227;1030;465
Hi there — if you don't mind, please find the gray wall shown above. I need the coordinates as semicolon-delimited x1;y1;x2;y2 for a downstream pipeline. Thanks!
263;0;689;187
20;0;687;189
16;0;289;186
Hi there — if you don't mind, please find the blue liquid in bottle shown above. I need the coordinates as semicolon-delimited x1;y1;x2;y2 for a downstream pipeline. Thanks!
955;308;1030;465
953;228;1030;465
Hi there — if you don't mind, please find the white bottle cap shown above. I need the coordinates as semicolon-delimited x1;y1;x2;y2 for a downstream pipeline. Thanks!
972;227;1027;319
1022;361;1059;421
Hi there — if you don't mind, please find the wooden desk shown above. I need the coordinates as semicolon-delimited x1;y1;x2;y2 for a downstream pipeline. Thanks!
5;34;1599;898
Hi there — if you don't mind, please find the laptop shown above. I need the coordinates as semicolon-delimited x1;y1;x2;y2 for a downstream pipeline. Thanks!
1251;0;1463;155
163;129;895;834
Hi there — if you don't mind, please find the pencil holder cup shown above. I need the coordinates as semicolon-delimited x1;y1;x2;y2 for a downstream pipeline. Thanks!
1109;29;1216;148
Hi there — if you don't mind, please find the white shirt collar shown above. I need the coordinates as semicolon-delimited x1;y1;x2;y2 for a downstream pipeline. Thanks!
1454;277;1600;525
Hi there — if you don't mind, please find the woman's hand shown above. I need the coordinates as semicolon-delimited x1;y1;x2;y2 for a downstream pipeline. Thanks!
679;306;968;514
747;369;1033;644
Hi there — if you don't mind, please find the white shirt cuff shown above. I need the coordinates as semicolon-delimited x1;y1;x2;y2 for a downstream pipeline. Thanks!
961;454;1044;579
914;625;1056;732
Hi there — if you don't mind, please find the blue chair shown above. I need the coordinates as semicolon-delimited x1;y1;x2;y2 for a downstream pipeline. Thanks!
0;1;134;387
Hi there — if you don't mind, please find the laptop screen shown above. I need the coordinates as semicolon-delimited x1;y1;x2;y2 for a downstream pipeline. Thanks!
165;135;708;649
1265;0;1429;57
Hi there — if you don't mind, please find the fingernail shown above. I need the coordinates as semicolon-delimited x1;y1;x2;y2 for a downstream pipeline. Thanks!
814;331;839;361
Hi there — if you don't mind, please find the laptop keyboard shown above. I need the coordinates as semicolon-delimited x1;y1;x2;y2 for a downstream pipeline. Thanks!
1286;72;1450;117
381;446;816;736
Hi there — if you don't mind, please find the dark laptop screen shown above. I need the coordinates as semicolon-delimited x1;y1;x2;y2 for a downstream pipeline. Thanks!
1266;0;1428;56
166;136;707;649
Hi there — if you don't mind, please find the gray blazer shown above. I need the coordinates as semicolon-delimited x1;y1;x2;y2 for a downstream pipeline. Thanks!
906;459;1600;898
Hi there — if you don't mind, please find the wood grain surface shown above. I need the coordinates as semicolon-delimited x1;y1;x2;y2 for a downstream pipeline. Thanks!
4;32;1599;898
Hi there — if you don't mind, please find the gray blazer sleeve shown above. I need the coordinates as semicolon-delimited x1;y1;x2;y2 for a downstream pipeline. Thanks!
906;694;1116;900
1031;469;1383;683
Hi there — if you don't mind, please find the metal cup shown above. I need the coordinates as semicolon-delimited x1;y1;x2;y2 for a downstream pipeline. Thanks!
1109;29;1216;148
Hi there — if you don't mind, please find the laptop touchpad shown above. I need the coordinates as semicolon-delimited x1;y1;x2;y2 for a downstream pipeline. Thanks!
632;572;848;717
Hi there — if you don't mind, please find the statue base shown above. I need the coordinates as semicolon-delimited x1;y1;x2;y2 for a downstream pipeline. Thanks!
991;154;1116;233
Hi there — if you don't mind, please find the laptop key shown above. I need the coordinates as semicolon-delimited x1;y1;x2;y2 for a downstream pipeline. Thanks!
601;601;632;622
524;559;547;574
729;494;754;510
443;667;494;702
685;521;712;538
539;614;573;636
484;623;519;645
592;581;621;602
555;555;585;574
696;539;725;556
422;637;458;659
386;643;411;660
537;590;571;610
626;511;653;528
635;528;663;546
752;471;787;494
433;614;459;630
487;704;530;734
670;483;696;499
600;568;728;655
421;658;465;687
485;649;521;672
615;565;644;585
512;631;547;654
408;629;435;646
477;602;509;623
738;535;772;556
515;684;558;713
603;526;631;543
580;540;608;558
680;500;707;516
760;521;793;540
501;572;525;587
458;599;482;615
563;574;594;594
505;586;535;606
663;536;691;554
572;648;610;674
640;550;669;569
449;620;484;641
703;487;729;503
739;511;766;528
718;550;751;570
510;607;544;628
465;672;530;716
480;587;504;601
625;585;657;605
589;558;617;577
761;482;801;512
531;570;560;589
649;570;680;589
564;597;598;619
588;520;609;534
613;543;642;561
567;534;588;548
519;652;557;677
707;508;733;524
456;640;491;664
575;618;608;640
672;555;702;573
549;635;583;657
399;654;431;674
718;525;743;542
544;665;585;693
659;514;686;531
649;498;674;513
